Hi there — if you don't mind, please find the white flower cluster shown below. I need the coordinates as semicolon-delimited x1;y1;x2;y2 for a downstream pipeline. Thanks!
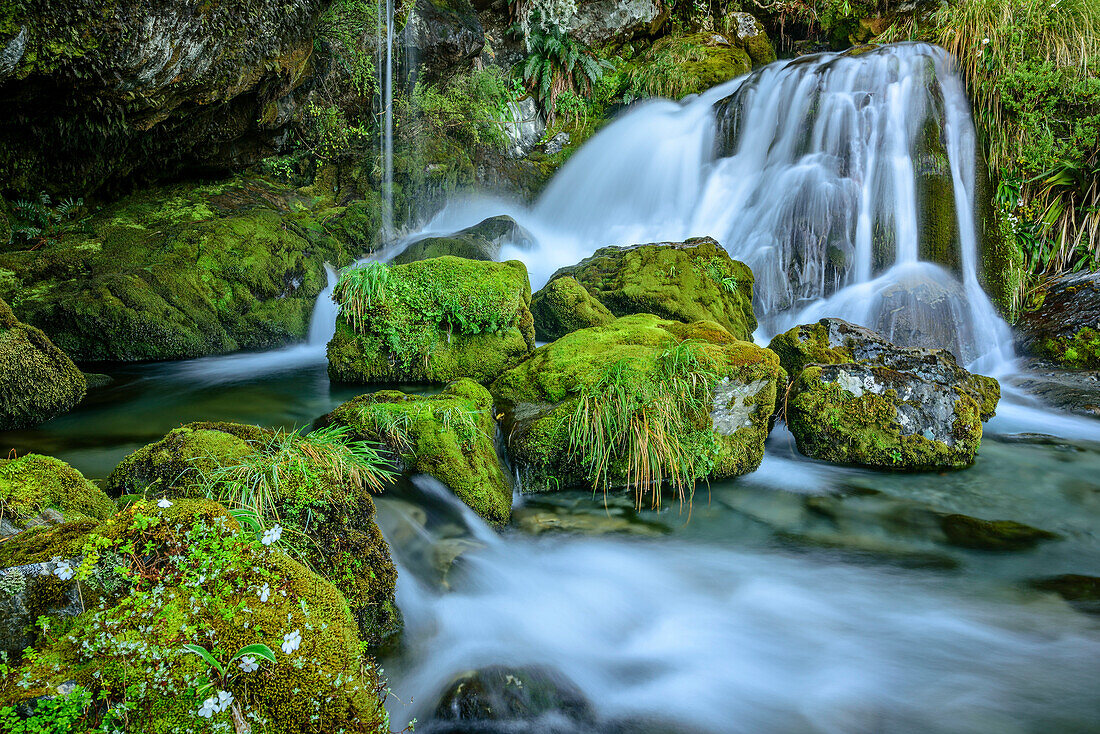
261;525;283;546
198;690;234;718
238;655;259;673
282;629;302;655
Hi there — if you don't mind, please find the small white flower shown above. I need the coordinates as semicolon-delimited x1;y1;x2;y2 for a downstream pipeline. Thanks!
281;629;302;655
981;37;990;45
216;690;234;711
258;583;271;603
157;498;173;508
54;561;74;581
238;655;259;673
261;525;283;546
198;696;218;718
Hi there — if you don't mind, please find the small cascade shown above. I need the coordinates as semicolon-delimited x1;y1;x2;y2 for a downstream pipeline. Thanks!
378;0;396;238
307;263;340;346
412;43;1015;371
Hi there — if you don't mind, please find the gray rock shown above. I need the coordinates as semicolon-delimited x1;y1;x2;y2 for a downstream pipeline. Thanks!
543;131;571;155
501;96;545;159
433;665;594;727
569;0;666;47
402;0;484;83
0;560;83;661
1015;271;1100;368
391;215;534;264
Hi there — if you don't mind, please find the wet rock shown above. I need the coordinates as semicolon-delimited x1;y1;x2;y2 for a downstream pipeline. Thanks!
1008;360;1100;419
513;506;667;537
541;237;756;341
543;131;571;155
491;314;784;492
0;298;86;430
569;0;667;47
392;216;534;265
433;665;594;727
502;96;545;159
1030;574;1100;613
939;514;1060;551
0;560;83;661
319;379;513;525
775;318;1000;469
402;0;484;83
328;257;535;384
1015;271;1100;369
0;454;115;534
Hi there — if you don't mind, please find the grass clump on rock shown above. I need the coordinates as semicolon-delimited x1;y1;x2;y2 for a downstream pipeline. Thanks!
328;257;535;384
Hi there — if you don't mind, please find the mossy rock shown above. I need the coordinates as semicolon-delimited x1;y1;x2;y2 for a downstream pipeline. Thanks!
328;256;535;385
542;237;756;341
786;361;990;470
391;215;532;265
0;296;86;429
769;317;1001;420
626;33;753;100
939;513;1059;551
104;422;401;647
530;275;615;342
1015;272;1100;369
320;379;512;525
491;314;784;493
0;454;114;533
0;175;355;363
1;500;389;734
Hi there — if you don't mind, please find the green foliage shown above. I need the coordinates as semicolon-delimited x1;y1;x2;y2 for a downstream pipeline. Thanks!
884;0;1100;277
0;686;95;734
316;0;379;98
334;262;393;333
296;102;372;161
8;193;84;248
404;67;514;151
518;21;611;120
565;340;722;509
623;34;750;102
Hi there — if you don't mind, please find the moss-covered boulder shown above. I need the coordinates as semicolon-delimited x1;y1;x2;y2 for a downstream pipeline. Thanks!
491;314;784;495
328;257;535;384
0;297;85;429
391;216;533;265
530;276;615;342
540;237;756;342
769;318;1001;419
0;499;389;733
319;379;512;525
939;514;1059;551
0;454;114;536
625;32;755;101
105;422;401;647
1015;271;1100;369
0;175;355;362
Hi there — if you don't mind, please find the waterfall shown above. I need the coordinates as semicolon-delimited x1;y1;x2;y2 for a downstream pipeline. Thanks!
378;0;395;238
414;43;1015;371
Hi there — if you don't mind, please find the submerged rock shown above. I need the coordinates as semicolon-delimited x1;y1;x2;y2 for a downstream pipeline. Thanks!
1009;360;1100;419
328;256;535;384
105;421;401;647
774;318;1000;469
392;215;534;265
537;237;756;341
0;297;86;429
939;514;1060;551
0;176;352;362
491;314;784;493
1015;271;1100;369
433;665;594;728
319;379;512;525
1031;574;1100;613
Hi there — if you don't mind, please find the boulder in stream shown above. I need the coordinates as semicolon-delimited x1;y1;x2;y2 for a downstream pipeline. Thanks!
530;275;615;342
328;256;535;384
773;318;1001;470
432;665;594;730
105;421;402;647
491;314;785;494
1015;271;1100;369
391;215;534;265
319;379;513;525
0;297;86;430
535;236;756;341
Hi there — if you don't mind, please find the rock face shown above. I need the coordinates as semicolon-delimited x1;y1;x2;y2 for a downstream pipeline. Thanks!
1015;271;1100;369
773;318;1000;469
0;0;329;197
569;0;667;47
319;379;513;525
402;0;485;84
391;215;534;265
491;314;785;493
0;297;86;429
328;256;535;384
0;560;84;661
0;175;354;362
1009;360;1100;419
537;237;756;341
106;421;402;647
501;96;545;159
433;665;594;728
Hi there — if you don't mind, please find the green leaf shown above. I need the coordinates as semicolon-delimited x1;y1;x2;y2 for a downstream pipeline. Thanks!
182;644;225;675
230;643;277;666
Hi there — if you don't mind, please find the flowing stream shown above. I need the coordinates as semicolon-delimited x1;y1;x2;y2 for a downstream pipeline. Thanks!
2;42;1099;734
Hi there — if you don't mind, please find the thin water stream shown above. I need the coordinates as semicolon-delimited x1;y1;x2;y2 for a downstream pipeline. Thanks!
2;41;1099;734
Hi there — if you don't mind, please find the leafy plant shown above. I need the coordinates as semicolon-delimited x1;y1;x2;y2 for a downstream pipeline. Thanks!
9;193;83;248
0;686;93;734
403;67;514;151
333;261;392;332
518;21;611;120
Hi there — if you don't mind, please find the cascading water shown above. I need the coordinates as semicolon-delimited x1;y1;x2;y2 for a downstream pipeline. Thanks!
378;0;396;238
414;43;1014;371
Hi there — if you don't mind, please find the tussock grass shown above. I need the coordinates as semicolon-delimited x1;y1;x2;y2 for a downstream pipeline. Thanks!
565;340;722;510
333;261;391;332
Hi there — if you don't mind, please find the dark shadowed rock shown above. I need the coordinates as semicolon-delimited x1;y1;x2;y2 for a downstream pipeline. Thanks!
433;665;594;727
1015;271;1100;369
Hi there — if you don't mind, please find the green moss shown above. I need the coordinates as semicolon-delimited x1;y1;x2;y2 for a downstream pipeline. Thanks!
0;297;87;430
323;379;512;524
1040;326;1100;369
2;500;389;733
0;454;114;530
104;423;401;648
624;33;753;101
0;520;100;568
328;257;535;384
545;237;756;341
767;321;855;380
786;365;985;470
491;314;784;494
530;275;615;342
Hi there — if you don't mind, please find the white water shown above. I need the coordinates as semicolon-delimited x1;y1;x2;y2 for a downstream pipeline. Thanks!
382;482;1100;734
412;43;1014;371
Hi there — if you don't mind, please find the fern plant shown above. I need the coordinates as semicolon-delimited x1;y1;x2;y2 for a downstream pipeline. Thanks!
518;21;610;120
10;192;83;247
